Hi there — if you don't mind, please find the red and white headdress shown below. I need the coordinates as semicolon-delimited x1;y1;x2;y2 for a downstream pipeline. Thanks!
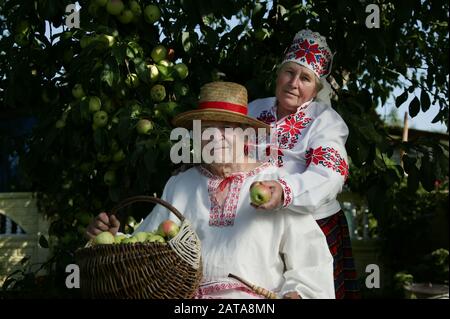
282;29;333;79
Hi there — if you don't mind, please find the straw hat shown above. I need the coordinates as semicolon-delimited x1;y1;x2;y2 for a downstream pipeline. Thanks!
172;82;270;130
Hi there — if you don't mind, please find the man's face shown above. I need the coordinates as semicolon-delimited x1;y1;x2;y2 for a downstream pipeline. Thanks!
200;121;251;164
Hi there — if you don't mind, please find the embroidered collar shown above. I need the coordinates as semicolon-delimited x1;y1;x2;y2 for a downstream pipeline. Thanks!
197;162;272;180
274;98;313;122
197;162;272;227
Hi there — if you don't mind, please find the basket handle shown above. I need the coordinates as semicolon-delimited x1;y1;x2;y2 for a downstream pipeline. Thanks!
109;195;185;223
228;273;278;299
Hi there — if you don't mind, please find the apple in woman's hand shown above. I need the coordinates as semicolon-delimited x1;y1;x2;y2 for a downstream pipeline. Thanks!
250;182;272;206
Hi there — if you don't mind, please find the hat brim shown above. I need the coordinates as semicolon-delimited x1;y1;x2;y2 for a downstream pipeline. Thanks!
172;109;271;131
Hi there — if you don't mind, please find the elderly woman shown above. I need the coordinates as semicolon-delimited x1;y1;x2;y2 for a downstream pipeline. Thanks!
248;30;360;299
86;81;335;299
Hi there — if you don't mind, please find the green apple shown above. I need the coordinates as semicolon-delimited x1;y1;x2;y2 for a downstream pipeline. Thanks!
97;34;116;48
129;1;141;15
117;9;134;24
143;4;161;24
93;110;108;127
72;84;85;99
114;234;127;243
80;35;92;49
112;149;126;162
94;231;115;245
103;170;116;186
125;73;140;88
76;212;93;226
106;0;124;15
88;2;100;16
157;220;179;239
174;82;189;97
15;20;30;34
150;84;166;102
136;119;153;135
158;59;170;68
151;45;167;63
147;234;165;243
249;182;272;206
254;28;269;41
55;120;66;129
122;237;138;244
89;96;102;112
174;63;189;80
148;64;159;82
96;0;108;6
103;99;115;113
110;139;119;152
130;103;141;119
97;153;111;163
134;232;148;243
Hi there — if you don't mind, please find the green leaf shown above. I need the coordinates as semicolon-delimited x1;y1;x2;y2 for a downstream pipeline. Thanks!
419;156;435;192
395;91;408;107
144;149;156;173
407;165;420;193
431;109;445;123
420;90;431;112
409;96;420;118
111;46;126;64
135;60;150;83
182;31;198;53
39;235;49;248
402;154;417;175
101;69;114;87
93;129;107;153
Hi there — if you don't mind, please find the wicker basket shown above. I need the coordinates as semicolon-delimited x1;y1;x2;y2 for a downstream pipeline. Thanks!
75;196;202;299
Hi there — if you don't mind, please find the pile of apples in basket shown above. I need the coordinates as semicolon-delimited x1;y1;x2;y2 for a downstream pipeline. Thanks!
93;219;179;245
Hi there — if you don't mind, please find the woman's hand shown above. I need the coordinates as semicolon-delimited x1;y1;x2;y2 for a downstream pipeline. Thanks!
250;180;284;210
85;212;120;239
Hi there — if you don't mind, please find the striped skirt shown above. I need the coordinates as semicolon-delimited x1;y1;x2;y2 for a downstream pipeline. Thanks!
316;210;361;299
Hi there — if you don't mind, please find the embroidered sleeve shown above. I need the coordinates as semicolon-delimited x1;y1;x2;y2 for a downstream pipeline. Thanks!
305;146;349;180
278;178;293;208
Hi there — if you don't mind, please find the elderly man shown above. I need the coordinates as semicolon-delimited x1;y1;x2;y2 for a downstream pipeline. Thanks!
86;81;335;299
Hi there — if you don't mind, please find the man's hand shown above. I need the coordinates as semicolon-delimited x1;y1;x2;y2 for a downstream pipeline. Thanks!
250;180;284;210
85;212;120;240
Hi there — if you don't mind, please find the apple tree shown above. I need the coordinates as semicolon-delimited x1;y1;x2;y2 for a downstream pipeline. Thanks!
0;0;448;296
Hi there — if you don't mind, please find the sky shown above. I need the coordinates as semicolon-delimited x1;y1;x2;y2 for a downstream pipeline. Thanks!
376;86;447;133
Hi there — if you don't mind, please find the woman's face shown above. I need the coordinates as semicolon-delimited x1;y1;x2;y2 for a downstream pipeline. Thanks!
275;62;318;115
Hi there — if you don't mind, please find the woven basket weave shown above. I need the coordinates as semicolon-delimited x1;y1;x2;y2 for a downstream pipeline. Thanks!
75;196;202;299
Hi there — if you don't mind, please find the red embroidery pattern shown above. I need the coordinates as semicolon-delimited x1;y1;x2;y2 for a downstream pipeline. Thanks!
277;112;312;150
194;281;264;299
198;163;272;227
305;146;349;179
295;39;322;64
278;178;293;208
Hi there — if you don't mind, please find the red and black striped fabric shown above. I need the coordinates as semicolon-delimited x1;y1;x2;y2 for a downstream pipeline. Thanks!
316;210;361;299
